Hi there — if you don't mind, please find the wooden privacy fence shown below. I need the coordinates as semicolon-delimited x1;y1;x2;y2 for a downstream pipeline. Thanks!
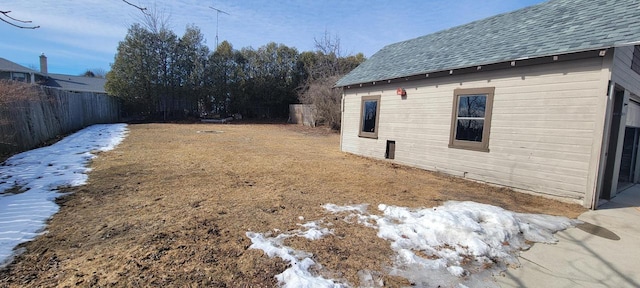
288;104;316;127
0;82;120;154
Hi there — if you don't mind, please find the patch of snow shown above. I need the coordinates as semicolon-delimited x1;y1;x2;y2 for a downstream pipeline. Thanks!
321;203;368;214
356;269;384;287
246;221;343;287
250;201;577;287
296;221;332;240
0;124;128;268
324;201;579;288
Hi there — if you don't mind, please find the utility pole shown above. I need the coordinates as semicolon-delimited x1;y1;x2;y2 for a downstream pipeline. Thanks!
209;5;230;49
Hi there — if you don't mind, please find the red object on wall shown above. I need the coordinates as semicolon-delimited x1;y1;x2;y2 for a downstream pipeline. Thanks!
396;88;406;96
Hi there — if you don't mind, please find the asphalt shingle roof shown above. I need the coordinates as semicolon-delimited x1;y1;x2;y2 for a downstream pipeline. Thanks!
45;74;107;94
0;58;39;74
336;0;640;87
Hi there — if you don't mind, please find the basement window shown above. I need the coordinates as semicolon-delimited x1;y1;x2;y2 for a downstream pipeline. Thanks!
359;95;381;139
385;140;395;159
449;87;495;152
632;45;640;75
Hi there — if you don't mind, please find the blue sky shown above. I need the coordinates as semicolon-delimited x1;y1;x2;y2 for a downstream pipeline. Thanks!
1;0;544;75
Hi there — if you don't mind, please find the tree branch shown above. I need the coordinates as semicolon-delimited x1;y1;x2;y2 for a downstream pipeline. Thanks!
2;1;148;29
122;0;150;16
0;11;39;29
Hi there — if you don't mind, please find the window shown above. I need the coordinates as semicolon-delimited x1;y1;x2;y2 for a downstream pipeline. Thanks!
11;72;27;82
359;95;381;138
449;87;495;152
632;45;640;75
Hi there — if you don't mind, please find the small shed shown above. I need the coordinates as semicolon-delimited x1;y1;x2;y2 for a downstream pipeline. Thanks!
288;104;316;127
336;0;640;209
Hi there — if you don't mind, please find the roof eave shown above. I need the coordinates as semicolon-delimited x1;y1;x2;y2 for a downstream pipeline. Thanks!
336;48;611;89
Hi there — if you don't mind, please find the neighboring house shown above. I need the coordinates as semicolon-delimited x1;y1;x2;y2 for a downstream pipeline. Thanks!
336;0;640;209
0;57;46;84
0;54;106;94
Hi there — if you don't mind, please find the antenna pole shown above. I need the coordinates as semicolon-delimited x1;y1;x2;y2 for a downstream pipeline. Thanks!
209;6;230;49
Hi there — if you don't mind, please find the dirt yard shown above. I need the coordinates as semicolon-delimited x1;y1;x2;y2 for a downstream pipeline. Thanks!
0;123;586;287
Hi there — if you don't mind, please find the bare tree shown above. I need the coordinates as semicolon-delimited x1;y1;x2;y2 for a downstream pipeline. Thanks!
81;68;107;78
138;5;172;34
91;68;107;78
298;31;365;130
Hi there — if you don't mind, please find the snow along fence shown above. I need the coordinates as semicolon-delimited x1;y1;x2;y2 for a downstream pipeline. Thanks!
0;80;120;155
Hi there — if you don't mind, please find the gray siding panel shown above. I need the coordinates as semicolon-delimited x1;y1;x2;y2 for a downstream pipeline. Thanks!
612;46;640;96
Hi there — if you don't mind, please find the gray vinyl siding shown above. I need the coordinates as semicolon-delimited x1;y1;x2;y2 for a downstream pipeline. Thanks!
612;46;640;97
342;56;611;204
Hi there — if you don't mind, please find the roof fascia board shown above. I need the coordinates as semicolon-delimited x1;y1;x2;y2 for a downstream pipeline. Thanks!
340;48;608;89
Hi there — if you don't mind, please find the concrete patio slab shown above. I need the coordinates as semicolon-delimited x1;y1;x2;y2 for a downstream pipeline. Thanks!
496;186;640;288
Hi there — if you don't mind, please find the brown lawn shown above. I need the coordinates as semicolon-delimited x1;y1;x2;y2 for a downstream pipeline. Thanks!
0;123;586;287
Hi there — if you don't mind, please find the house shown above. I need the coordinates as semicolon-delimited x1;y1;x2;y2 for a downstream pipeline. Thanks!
0;57;46;84
335;0;640;209
0;54;106;94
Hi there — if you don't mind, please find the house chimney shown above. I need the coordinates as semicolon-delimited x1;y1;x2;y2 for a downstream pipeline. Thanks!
39;53;48;74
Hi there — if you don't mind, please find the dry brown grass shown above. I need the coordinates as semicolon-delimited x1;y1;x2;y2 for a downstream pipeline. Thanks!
0;123;586;287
